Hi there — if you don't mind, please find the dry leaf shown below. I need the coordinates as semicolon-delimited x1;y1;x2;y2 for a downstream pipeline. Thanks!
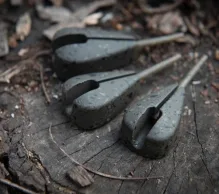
16;12;32;40
36;4;72;23
83;12;103;25
8;35;18;48
215;49;219;61
146;11;186;34
43;0;116;40
43;22;85;40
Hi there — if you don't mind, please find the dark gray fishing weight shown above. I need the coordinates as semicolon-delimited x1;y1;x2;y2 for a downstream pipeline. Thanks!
120;55;208;159
63;54;182;130
52;27;184;80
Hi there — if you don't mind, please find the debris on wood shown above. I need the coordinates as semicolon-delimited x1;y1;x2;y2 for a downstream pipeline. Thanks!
67;165;94;187
183;106;192;116
205;100;210;105
175;35;197;46
100;12;114;23
200;89;209;97
146;11;186;34
39;63;51;104
0;49;51;83
0;61;30;83
43;22;84;40
170;74;179;81
138;0;183;14
0;23;9;57
215;67;219;74
0;178;37;194
49;125;163;181
83;12;103;25
36;4;72;23
184;16;200;36
8;35;18;48
211;82;219;91
198;22;218;44
192;80;201;85
43;0;116;40
215;49;219;61
208;62;215;75
18;48;29;57
16;12;32;41
49;0;63;6
0;164;9;194
10;0;23;6
72;0;116;21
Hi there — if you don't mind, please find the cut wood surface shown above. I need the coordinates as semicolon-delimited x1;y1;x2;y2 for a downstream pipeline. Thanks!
1;57;218;193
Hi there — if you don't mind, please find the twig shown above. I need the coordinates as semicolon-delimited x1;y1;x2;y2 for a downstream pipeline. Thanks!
0;178;38;194
0;49;51;84
198;22;218;45
33;49;51;60
138;0;183;14
39;63;51;104
49;124;163;181
183;16;200;36
0;60;32;83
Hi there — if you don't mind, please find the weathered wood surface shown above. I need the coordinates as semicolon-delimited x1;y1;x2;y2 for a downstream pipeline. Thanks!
1;55;219;194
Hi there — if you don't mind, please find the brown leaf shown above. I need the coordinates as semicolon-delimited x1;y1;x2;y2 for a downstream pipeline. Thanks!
36;4;72;23
43;0;116;40
146;11;186;34
215;49;219;61
8;35;18;48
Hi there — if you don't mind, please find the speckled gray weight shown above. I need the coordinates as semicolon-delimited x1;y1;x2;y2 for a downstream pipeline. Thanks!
62;54;183;130
52;28;183;81
63;70;138;129
52;27;139;80
121;84;185;159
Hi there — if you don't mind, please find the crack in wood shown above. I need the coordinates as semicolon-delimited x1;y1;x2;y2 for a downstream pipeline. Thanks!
191;85;214;186
162;168;175;194
176;178;184;194
136;163;155;194
21;142;78;193
83;140;119;165
117;180;124;194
